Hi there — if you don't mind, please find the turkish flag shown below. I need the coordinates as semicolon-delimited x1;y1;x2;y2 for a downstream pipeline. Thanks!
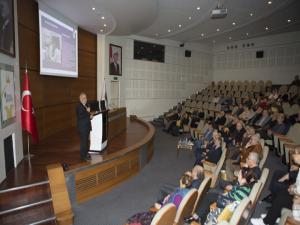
21;70;39;143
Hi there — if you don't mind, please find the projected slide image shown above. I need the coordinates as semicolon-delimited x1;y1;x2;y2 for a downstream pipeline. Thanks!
42;29;62;64
39;10;78;77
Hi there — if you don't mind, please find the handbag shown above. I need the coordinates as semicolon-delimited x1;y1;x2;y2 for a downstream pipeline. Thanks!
216;194;233;209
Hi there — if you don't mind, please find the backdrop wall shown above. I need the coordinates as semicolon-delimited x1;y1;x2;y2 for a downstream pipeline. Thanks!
101;35;213;120
212;31;300;84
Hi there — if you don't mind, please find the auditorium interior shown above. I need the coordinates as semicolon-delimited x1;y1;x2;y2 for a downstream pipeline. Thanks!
1;0;300;225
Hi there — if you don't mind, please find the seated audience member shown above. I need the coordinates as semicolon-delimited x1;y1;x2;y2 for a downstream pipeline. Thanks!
226;140;262;182
288;111;300;126
248;106;263;125
291;75;300;87
163;109;181;132
254;109;271;128
234;103;244;117
260;113;289;140
239;105;255;123
251;151;300;225
262;164;299;203
127;174;193;225
197;168;258;224
268;89;279;102
225;121;245;148
243;96;253;108
194;122;214;159
157;165;204;203
212;111;226;130
194;131;222;168
222;151;261;188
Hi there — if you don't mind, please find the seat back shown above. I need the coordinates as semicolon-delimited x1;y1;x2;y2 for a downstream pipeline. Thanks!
174;189;198;225
150;203;177;225
248;181;262;204
192;177;212;214
257;168;269;199
229;197;252;225
211;147;227;187
259;146;269;169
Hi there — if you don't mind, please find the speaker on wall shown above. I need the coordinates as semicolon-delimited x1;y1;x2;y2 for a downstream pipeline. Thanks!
256;50;264;58
185;50;191;57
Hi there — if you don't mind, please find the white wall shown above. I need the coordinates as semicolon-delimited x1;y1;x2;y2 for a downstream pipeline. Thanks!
213;31;300;84
0;0;23;183
100;35;213;120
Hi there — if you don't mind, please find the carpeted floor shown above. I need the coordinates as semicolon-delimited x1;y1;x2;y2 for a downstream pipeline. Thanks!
71;126;287;225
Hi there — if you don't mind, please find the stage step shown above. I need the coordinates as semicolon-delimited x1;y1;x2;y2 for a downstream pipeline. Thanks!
0;181;57;225
0;181;51;212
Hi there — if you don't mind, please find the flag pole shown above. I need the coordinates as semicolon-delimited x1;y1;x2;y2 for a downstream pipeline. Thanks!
24;63;34;160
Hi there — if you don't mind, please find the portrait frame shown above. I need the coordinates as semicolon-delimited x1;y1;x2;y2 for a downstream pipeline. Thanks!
0;0;15;57
109;44;122;76
0;63;16;128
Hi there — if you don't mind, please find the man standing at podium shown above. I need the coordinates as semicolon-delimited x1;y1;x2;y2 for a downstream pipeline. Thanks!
76;93;92;161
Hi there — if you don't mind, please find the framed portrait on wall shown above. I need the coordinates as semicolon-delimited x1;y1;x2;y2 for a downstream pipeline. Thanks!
0;0;15;57
0;63;16;127
109;44;122;76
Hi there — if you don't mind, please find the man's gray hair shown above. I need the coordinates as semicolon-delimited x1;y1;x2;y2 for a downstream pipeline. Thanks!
249;151;260;165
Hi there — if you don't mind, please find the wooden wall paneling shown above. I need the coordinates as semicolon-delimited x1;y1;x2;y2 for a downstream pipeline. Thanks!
78;28;97;53
17;0;38;31
42;104;74;137
75;150;140;203
18;26;39;71
42;77;72;106
69;77;97;101
78;50;97;77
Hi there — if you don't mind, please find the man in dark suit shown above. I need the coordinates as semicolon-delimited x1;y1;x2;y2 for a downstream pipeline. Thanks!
110;52;120;75
0;0;13;53
76;93;92;161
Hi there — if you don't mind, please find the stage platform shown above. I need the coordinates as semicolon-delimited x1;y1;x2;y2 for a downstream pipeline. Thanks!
0;116;155;193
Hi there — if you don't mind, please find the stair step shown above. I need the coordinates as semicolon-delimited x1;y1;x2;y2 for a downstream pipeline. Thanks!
29;216;56;225
0;200;55;225
0;182;51;212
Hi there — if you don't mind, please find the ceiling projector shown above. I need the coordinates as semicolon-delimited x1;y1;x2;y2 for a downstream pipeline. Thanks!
211;8;228;19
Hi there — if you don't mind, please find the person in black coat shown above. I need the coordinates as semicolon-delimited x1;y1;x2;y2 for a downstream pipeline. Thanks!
76;93;92;161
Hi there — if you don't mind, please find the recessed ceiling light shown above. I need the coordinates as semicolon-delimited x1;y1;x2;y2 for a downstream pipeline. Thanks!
250;13;253;17
168;29;171;33
232;22;236;26
92;7;96;11
104;24;107;27
178;24;182;28
201;33;204;37
196;6;201;10
100;29;103;32
265;26;269;30
188;16;192;20
216;28;220;32
101;16;105;20
287;19;291;23
267;1;272;5
246;32;249;36
229;37;232;40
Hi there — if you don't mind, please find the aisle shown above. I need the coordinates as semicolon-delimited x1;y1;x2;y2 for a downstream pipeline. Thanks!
72;127;195;225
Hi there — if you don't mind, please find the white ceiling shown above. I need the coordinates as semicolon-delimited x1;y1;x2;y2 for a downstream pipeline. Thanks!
41;0;300;44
